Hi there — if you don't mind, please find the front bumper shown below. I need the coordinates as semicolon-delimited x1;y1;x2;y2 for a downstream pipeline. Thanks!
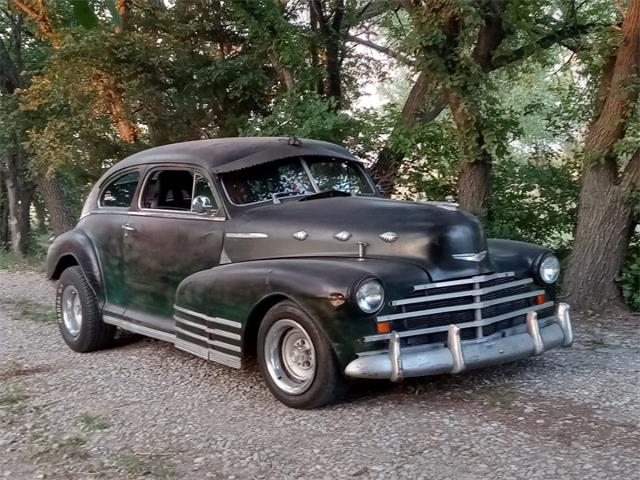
344;303;573;381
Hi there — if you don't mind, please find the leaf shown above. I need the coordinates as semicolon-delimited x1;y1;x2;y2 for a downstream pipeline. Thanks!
72;0;99;29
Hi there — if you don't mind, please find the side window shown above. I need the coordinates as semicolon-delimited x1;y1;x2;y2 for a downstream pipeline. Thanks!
140;169;218;214
141;170;194;211
100;171;140;208
192;174;218;213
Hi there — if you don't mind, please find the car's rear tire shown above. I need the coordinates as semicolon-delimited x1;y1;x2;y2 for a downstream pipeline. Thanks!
56;266;115;352
257;300;347;409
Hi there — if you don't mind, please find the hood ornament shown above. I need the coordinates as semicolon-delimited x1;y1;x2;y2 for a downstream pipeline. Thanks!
452;251;487;262
333;231;352;241
379;232;399;243
292;230;309;241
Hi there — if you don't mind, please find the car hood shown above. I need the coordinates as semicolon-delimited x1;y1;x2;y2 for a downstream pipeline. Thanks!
222;196;495;281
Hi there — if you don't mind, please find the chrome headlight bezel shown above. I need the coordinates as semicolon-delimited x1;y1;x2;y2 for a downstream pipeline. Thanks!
354;278;385;314
536;254;560;285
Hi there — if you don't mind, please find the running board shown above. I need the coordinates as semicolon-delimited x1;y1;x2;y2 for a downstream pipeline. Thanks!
103;315;175;343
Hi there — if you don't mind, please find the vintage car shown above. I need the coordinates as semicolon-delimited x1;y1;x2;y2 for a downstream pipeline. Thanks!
46;137;573;409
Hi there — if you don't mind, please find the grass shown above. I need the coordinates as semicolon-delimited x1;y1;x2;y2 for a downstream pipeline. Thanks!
79;413;111;431
0;249;45;272
113;452;176;479
0;387;29;407
4;300;58;325
32;435;88;461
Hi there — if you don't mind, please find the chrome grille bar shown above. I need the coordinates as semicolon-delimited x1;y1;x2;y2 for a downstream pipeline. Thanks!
378;289;545;322
392;278;534;306
365;301;554;343
412;271;514;291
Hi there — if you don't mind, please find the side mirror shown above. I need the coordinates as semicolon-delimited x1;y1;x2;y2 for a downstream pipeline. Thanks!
192;195;214;215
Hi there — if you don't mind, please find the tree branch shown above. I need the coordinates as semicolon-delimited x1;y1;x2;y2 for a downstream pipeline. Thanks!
493;22;606;69
346;34;415;65
355;0;393;22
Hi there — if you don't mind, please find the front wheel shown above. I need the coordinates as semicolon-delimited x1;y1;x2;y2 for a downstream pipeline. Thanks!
56;266;115;352
257;301;347;409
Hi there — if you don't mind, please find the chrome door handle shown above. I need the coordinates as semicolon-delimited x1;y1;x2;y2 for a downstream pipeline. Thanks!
121;224;136;232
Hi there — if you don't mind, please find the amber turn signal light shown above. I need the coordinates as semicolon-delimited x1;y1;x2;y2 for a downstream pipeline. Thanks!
376;321;392;334
535;294;545;305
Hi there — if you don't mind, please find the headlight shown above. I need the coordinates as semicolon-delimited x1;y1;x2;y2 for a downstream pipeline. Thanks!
538;254;560;284
355;279;385;314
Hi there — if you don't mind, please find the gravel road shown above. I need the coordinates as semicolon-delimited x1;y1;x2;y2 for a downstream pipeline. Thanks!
1;270;639;480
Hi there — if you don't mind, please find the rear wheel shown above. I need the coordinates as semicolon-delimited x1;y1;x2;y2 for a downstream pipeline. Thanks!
257;301;347;409
56;266;115;352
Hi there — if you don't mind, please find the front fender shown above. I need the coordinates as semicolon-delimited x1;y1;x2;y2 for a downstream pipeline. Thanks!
46;228;103;303
174;257;430;366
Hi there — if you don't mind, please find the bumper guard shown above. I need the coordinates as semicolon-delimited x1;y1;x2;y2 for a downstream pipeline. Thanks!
345;302;573;381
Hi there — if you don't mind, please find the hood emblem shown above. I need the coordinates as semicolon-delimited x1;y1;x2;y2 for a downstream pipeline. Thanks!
333;231;352;241
379;232;399;243
452;251;487;262
292;230;309;241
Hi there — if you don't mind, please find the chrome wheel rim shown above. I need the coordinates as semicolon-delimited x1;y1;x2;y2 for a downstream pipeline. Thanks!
264;319;316;395
61;285;83;337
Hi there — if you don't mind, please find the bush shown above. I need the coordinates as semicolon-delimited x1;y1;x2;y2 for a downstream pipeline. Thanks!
618;234;640;311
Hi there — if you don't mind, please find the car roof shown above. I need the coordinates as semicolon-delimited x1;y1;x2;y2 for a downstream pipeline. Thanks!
109;137;360;175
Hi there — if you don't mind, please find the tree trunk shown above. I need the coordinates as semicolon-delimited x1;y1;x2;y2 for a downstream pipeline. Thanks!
370;73;446;195
563;164;634;309
0;171;9;247
4;158;32;255
446;89;491;217
37;175;76;236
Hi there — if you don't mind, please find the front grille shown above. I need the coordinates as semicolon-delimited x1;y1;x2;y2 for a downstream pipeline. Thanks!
367;272;555;346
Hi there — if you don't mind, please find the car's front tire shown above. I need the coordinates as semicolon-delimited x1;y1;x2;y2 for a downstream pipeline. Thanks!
257;300;347;409
56;266;115;352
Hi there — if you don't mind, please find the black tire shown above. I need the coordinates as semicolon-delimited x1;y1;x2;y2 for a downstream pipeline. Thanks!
257;300;347;409
56;266;115;352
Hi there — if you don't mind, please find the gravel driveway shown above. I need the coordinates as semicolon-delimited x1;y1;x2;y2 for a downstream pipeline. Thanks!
1;270;639;479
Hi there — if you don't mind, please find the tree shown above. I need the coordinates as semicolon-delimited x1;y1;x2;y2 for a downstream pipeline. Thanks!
564;0;640;311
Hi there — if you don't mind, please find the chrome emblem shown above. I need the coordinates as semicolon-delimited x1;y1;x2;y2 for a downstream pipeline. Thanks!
452;250;487;262
333;231;352;241
379;232;399;243
292;230;309;241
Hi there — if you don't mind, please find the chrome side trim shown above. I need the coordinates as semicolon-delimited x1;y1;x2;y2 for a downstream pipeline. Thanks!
447;324;464;373
173;305;242;329
389;331;403;382
128;210;226;222
225;232;268;239
391;278;534;306
211;340;241;353
103;315;175;343
527;311;544;354
413;271;514;291
176;326;208;343
378;289;545;322
364;302;554;342
174;315;242;341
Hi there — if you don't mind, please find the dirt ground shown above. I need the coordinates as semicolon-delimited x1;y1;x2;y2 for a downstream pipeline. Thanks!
1;269;639;479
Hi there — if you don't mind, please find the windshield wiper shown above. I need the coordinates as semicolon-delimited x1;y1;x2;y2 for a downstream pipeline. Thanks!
299;189;352;201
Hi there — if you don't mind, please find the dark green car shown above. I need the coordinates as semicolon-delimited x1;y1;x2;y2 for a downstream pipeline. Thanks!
47;137;573;409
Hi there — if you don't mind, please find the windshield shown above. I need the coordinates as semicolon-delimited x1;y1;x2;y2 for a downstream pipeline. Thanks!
222;157;374;205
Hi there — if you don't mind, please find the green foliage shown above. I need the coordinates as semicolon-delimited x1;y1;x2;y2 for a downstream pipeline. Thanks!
618;235;640;311
241;93;360;144
487;156;580;255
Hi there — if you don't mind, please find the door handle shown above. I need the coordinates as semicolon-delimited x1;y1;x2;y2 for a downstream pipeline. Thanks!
121;224;136;232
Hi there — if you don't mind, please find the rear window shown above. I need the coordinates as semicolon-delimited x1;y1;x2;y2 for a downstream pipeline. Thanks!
99;171;140;208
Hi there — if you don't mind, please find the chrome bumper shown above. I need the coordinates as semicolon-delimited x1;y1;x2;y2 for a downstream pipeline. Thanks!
345;303;573;381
